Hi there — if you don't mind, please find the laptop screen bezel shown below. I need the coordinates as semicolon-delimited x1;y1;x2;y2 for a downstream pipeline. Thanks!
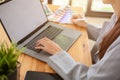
0;0;49;45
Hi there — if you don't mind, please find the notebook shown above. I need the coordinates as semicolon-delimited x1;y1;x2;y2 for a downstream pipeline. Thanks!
24;71;63;80
0;0;81;62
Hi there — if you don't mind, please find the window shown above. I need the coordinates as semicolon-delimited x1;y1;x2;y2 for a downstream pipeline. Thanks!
46;0;88;13
46;0;70;5
46;0;113;18
52;0;70;5
85;0;113;18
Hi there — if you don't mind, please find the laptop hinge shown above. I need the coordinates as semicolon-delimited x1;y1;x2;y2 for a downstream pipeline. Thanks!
18;21;48;44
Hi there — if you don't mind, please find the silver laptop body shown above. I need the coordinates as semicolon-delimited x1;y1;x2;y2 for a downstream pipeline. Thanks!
0;0;81;62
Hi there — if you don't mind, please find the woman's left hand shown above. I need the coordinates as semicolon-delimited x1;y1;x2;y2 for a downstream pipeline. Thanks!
35;37;62;55
71;13;87;27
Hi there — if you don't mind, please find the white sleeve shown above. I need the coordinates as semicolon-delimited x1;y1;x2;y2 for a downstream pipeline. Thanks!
47;44;120;80
47;50;89;80
86;23;101;41
87;44;120;80
86;21;110;41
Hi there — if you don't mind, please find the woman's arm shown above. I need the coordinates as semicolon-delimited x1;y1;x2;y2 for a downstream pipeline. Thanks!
35;36;120;80
86;23;101;41
47;43;120;80
35;37;89;80
47;50;89;80
71;16;102;41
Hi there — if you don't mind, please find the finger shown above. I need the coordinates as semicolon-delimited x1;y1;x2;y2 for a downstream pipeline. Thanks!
35;39;40;44
71;19;78;24
71;18;75;22
43;37;48;40
35;39;43;46
36;37;47;42
35;46;50;54
42;37;54;44
35;38;46;46
36;37;51;44
35;38;44;45
71;13;79;19
35;46;44;50
35;42;41;46
43;37;52;41
71;15;78;19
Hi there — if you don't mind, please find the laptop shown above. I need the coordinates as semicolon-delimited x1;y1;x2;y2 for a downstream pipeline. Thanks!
0;0;81;62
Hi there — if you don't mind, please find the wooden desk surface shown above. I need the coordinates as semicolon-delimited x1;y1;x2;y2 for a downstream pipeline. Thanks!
0;5;92;80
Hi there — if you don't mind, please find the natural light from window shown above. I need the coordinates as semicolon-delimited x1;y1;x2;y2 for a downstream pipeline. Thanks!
46;0;113;13
91;0;113;12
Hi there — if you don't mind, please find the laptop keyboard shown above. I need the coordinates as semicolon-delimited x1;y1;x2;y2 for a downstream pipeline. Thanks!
25;26;63;53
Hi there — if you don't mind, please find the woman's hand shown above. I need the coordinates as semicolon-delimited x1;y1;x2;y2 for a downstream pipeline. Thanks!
71;13;87;27
35;37;62;55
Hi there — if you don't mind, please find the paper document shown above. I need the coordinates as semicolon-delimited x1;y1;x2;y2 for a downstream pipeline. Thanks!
48;5;73;24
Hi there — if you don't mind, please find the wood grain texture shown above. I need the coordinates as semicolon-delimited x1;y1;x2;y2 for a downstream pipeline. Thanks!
0;23;10;45
0;5;92;80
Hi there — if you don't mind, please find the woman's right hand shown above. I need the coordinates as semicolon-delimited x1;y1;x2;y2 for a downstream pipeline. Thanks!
35;37;62;55
71;14;87;27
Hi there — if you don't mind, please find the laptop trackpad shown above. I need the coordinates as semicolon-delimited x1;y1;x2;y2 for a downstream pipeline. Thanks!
53;34;74;51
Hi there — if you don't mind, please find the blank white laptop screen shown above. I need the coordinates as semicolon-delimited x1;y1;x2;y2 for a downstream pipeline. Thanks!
0;0;47;43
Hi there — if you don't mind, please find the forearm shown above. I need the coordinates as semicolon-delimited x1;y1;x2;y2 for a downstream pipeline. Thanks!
47;44;120;80
47;50;89;80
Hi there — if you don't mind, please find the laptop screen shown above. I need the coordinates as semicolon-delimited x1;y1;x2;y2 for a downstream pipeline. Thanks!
0;0;47;43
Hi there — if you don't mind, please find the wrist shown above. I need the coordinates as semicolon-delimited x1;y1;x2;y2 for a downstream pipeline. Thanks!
52;48;62;55
76;20;87;27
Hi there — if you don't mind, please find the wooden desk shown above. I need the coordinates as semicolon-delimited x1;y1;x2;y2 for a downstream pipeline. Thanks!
0;5;92;80
0;23;10;45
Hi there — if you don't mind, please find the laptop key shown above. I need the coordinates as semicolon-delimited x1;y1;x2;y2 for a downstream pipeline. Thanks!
25;26;63;53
